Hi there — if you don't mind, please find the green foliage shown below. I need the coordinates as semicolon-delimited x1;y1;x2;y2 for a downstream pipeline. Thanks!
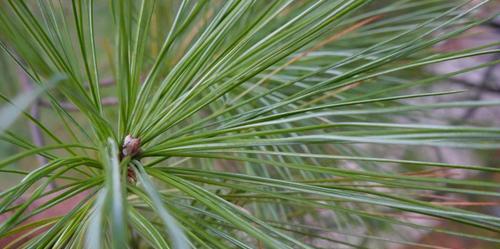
0;0;499;248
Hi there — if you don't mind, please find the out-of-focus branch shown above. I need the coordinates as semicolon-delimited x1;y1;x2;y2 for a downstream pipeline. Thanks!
38;76;132;111
460;53;500;120
39;97;118;111
98;77;115;87
17;69;56;189
450;77;500;94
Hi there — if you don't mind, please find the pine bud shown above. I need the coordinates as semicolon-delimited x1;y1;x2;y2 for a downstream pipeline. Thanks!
122;134;141;157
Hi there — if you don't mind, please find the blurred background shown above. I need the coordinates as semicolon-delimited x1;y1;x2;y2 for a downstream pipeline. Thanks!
0;1;499;248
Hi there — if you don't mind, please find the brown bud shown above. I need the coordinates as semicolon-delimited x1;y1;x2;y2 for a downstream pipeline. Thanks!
122;134;141;157
127;166;137;184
